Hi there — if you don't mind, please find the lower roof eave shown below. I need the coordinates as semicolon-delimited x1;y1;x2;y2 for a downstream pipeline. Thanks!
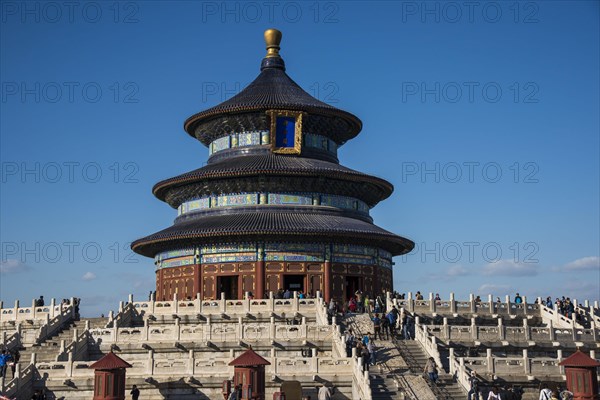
131;232;414;259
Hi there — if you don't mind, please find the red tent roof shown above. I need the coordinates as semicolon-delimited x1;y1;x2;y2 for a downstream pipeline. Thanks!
559;350;600;367
89;352;132;370
229;348;271;367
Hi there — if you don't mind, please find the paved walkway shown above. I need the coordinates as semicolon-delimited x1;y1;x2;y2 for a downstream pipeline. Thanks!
341;313;437;400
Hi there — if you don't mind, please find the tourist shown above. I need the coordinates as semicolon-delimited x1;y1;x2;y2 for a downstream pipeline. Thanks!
386;310;397;337
283;289;291;299
435;293;441;304
362;332;370;346
549;390;560;400
227;384;242;400
367;339;376;365
468;371;480;400
130;384;140;400
475;295;482;304
380;313;390;340
10;349;19;378
496;297;501;304
423;357;438;383
538;383;552;400
348;297;357;313
345;329;355;357
0;350;12;379
487;386;501;400
355;291;363;313
364;295;370;313
514;293;523;304
361;344;370;372
372;314;382;340
402;312;413;340
416;291;424;300
318;383;331;400
31;389;46;400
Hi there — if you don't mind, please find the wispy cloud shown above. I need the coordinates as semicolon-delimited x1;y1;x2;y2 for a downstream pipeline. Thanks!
447;265;468;277
82;272;97;281
477;284;513;295
564;256;599;271
0;259;31;274
421;265;469;281
482;259;538;276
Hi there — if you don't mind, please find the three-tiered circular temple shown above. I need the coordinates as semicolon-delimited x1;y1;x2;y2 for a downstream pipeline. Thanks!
132;30;414;302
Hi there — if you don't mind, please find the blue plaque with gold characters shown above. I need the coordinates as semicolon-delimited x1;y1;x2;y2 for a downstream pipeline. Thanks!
267;110;303;154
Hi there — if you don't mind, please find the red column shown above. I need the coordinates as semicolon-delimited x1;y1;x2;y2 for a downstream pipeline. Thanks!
256;260;265;299
193;264;201;299
323;261;332;303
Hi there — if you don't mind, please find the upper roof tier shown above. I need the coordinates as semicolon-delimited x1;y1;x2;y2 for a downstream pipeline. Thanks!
184;29;362;146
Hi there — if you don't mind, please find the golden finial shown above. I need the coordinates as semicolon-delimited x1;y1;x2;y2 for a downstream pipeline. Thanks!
264;29;282;58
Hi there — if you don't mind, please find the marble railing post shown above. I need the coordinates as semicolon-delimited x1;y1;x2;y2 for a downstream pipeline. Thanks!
498;318;505;340
147;350;154;375
523;296;528;315
31;299;37;318
450;293;456;314
505;295;512;316
386;292;392;313
522;319;530;340
590;350;596;360
13;300;19;321
188;350;195;375
118;301;124;313
488;295;494;314
548;320;555;341
591;320;597;342
195;293;201;314
553;303;561;324
471;318;477;340
174;318;180;341
269;291;275;313
523;349;530;375
206;316;211;341
293;291;299;312
220;293;226;313
270;317;275;340
486;348;493;375
67;351;74;377
469;294;476;313
143;319;149;341
173;293;179;314
429;293;435;313
128;294;133;304
59;339;66;354
557;349;564;374
407;292;414;313
443;318;450;340
238;317;243;339
244;294;250;313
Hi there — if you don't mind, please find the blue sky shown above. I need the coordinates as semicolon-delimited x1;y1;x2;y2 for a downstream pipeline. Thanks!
1;1;598;317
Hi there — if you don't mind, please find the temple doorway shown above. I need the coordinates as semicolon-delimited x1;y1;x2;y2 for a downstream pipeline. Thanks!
218;275;239;299
283;275;304;293
345;276;361;301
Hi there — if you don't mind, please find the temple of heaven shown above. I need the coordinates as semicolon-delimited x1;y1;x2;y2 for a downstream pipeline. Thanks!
131;29;414;302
